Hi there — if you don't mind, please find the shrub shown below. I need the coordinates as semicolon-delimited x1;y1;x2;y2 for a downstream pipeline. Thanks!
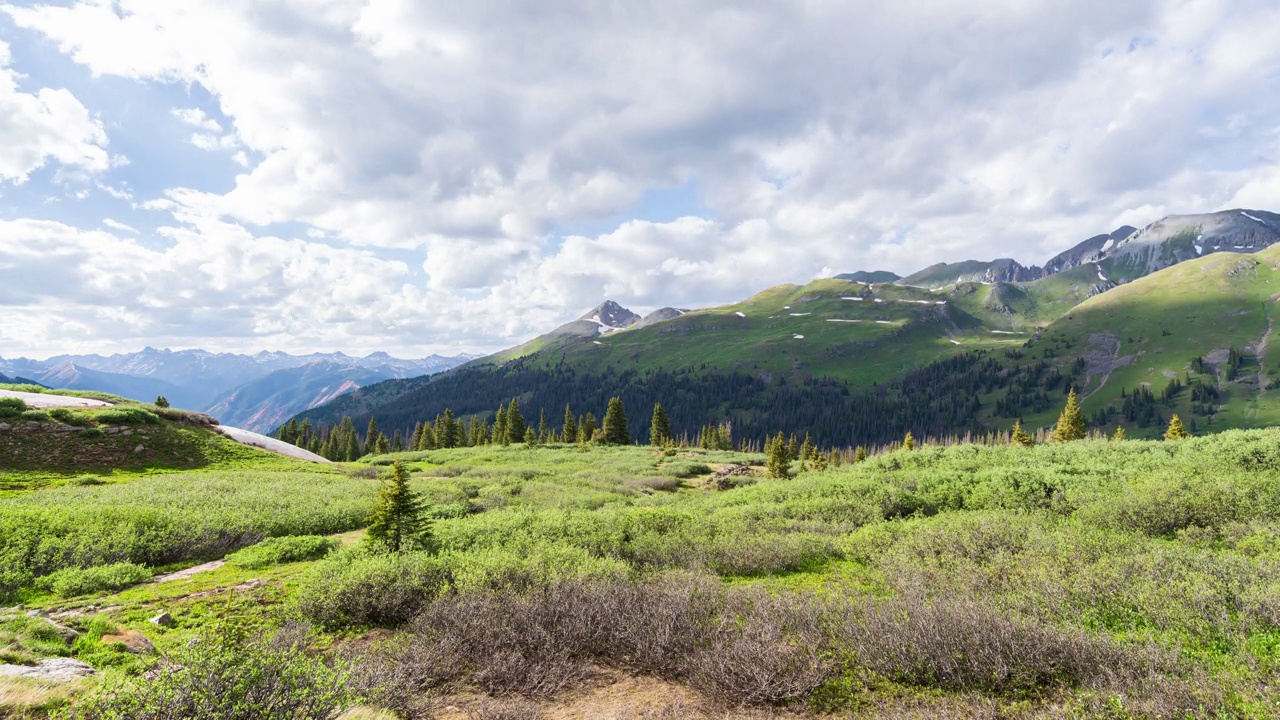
48;408;89;426
19;410;51;422
293;547;451;628
225;535;339;569
93;407;160;425
35;562;152;598
61;625;356;720
0;397;25;419
77;427;104;439
663;462;712;479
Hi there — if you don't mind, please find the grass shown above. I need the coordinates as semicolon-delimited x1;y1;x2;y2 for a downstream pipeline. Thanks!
5;433;1280;717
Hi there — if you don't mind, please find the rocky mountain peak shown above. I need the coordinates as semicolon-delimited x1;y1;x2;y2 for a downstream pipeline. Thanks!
580;301;641;331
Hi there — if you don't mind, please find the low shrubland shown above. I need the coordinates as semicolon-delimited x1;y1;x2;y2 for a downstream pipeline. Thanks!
34;563;152;598
12;431;1280;717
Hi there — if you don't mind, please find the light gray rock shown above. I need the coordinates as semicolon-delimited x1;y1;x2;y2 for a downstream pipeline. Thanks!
0;657;96;681
149;611;174;627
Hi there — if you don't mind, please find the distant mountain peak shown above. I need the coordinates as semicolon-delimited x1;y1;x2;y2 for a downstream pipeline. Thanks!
363;351;393;361
836;270;901;284
580;300;641;332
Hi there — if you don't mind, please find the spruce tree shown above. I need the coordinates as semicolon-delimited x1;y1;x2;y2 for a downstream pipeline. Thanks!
766;432;792;479
1112;426;1127;441
537;410;548;444
650;403;672;447
366;461;428;553
902;431;916;451
154;396;170;408
603;397;628;444
854;446;868;463
375;432;390;455
392;429;403;453
494;406;509;446
506;399;526;444
799;433;815;470
364;417;381;457
524;427;537;445
583;413;598;442
1011;419;1034;446
410;422;424;451
562;404;576;443
1053;388;1086;442
1164;414;1190;440
440;409;459;448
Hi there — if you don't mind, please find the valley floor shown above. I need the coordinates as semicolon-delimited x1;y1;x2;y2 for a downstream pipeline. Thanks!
4;433;1280;718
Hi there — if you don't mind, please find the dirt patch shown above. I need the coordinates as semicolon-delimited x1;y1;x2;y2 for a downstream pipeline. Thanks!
154;559;227;583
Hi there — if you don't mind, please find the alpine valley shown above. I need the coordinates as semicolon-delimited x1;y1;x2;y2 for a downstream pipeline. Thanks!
291;208;1280;447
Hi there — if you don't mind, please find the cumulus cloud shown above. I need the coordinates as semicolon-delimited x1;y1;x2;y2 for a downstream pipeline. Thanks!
2;0;1280;356
0;39;108;184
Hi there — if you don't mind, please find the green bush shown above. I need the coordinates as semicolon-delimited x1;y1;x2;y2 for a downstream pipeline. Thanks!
225;535;340;569
36;562;152;597
59;625;356;719
19;409;51;422
293;546;451;628
663;461;713;479
77;427;104;439
0;397;25;419
93;407;160;425
48;408;89;426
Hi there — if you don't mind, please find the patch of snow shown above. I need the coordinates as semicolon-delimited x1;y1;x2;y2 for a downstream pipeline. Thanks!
789;312;811;316
1101;238;1115;252
1242;211;1269;225
875;320;894;325
735;311;746;318
1195;244;1203;255
586;315;626;333
592;341;603;345
841;296;864;301
793;334;805;339
1096;264;1109;282
991;330;1022;335
783;306;791;309
0;389;111;408
825;319;859;323
949;340;962;345
217;426;332;463
935;301;947;305
873;298;884;303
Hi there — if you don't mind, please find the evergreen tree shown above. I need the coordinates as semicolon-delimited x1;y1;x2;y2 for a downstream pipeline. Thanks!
1010;419;1034;446
524;427;537;445
537;410;548;444
494;406;509;446
392;429;403;453
154;396;170;408
1053;388;1086;442
562;404;576;443
1112;426;1127;441
1164;414;1190;440
603;397;629;444
364;417;381;457
799;433;815;470
902;431;916;451
375;432;390;455
506;399;526;444
410;422;423;451
854;446;868;463
366;461;429;553
650;403;672;447
418;422;436;451
582;413;598;442
439;409;460;448
766;432;792;479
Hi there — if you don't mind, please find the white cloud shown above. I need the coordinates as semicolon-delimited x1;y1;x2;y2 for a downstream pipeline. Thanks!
2;1;1280;356
0;39;108;184
101;218;137;233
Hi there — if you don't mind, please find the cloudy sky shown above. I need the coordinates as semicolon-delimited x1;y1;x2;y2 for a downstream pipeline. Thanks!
1;0;1279;359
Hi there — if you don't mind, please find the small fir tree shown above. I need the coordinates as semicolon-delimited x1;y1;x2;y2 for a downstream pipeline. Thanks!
799;433;815;470
494;406;509;446
1164;414;1191;440
853;446;868;463
1010;419;1034;446
1112;426;1127;441
537;410;548;444
366;461;428;553
524;427;537;445
506;399;526;444
902;431;916;451
154;396;170;408
1053;388;1086;442
650;403;672;447
602;397;629;444
765;432;792;479
562;404;576;443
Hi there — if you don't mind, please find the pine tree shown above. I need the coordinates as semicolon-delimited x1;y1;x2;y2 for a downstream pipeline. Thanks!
494;406;509;446
418;422;436;451
603;397;629;444
1053;388;1086;442
650;403;672;447
364;417;381;457
583;413;598;442
537;410;548;444
154;396;170;408
391;429;403;453
366;461;429;553
561;404;576;443
902;431;916;451
766;432;792;479
799;433;815;470
439;409;459;448
1164;414;1190;440
854;446;867;463
1010;419;1034;446
524;427;537;445
410;421;424;451
506;399;526;444
1112;426;1127;441
375;432;390;455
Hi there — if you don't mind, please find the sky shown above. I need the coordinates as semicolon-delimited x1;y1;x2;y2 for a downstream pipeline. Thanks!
1;1;1279;359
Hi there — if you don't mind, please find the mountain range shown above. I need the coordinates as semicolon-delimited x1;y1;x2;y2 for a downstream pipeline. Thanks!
290;208;1280;447
0;348;473;432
